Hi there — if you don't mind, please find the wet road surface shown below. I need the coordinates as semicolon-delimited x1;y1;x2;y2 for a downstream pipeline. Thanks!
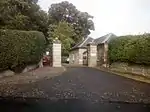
0;67;150;112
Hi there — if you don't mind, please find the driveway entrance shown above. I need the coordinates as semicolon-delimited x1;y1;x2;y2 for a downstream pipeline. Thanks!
0;67;150;111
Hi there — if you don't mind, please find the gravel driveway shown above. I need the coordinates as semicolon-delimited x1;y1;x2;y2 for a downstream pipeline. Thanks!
0;66;150;112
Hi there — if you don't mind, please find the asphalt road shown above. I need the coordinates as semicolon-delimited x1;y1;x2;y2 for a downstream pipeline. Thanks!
0;67;150;112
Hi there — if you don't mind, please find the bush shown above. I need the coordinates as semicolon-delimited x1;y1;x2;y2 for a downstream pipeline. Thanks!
0;30;46;72
108;34;150;65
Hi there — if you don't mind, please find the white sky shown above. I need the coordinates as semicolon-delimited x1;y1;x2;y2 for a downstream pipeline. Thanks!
38;0;150;38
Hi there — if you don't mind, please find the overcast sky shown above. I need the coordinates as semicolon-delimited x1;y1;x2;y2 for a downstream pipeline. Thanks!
38;0;150;38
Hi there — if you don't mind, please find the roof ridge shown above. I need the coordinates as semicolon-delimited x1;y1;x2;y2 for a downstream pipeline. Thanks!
102;33;112;43
79;36;91;47
95;33;115;40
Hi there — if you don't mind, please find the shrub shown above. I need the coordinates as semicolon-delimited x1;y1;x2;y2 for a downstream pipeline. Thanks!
108;34;150;65
0;30;46;72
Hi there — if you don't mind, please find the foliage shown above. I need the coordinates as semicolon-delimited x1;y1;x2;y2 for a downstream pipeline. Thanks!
0;29;46;72
108;34;150;65
0;0;48;36
48;1;94;44
48;21;75;56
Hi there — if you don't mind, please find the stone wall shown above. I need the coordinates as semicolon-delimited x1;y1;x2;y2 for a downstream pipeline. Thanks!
97;44;104;66
52;43;61;67
97;42;109;67
69;49;79;65
110;62;150;78
87;44;97;67
69;51;73;64
79;48;87;65
83;52;88;65
69;48;86;65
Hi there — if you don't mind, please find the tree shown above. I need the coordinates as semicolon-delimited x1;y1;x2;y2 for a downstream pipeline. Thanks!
0;0;48;36
48;1;94;44
48;21;75;56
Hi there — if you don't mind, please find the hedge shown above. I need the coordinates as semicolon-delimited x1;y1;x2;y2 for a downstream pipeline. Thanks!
0;30;46;72
108;34;150;65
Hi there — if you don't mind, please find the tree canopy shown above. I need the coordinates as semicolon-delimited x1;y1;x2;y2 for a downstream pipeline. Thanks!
0;0;48;36
48;1;95;44
48;21;75;56
0;0;95;56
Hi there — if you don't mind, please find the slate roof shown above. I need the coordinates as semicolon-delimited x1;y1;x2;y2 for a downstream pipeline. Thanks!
94;33;116;44
71;36;94;50
71;33;117;50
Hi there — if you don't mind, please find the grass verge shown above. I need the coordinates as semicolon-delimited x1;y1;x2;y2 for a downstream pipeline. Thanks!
95;67;150;84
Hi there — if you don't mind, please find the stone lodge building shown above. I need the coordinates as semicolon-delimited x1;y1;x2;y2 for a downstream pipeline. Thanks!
69;33;117;66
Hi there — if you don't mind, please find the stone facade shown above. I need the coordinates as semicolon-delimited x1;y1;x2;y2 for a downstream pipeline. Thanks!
69;49;78;65
69;43;109;67
83;51;88;65
69;33;116;67
52;42;61;67
103;42;109;67
97;43;104;66
97;42;109;67
69;48;86;65
79;48;87;65
87;44;97;67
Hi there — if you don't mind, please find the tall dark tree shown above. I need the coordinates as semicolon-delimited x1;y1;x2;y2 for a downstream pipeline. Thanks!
48;1;95;44
0;0;48;36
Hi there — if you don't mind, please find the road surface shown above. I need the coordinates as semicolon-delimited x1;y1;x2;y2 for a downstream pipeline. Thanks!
0;67;150;112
